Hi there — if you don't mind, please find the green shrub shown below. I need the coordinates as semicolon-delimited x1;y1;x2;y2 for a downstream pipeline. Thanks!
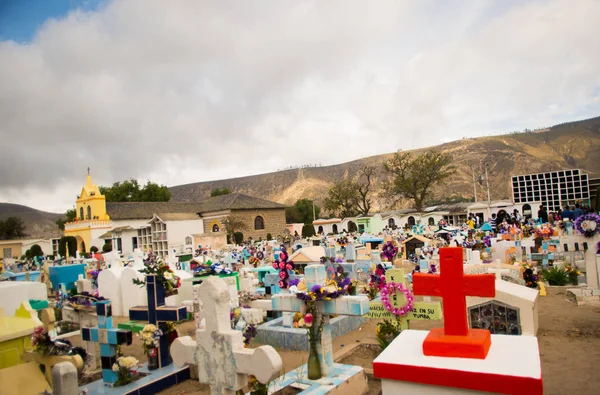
542;266;569;286
302;224;315;238
266;233;272;241
102;242;113;253
90;246;99;253
29;244;44;257
233;232;244;245
58;236;77;257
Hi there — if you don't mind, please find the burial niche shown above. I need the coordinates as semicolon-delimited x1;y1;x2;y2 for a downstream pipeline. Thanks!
468;301;521;335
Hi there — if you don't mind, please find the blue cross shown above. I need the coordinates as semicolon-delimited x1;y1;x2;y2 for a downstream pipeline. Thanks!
81;301;133;385
129;274;187;369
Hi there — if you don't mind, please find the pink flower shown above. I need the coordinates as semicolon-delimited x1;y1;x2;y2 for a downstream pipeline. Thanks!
279;271;286;279
286;264;293;270
304;313;313;326
279;262;286;269
279;281;285;288
272;263;278;269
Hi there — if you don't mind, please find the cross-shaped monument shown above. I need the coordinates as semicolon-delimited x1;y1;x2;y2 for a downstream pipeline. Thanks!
170;277;283;395
412;247;495;359
366;268;442;329
128;274;187;369
269;264;370;377
81;301;133;385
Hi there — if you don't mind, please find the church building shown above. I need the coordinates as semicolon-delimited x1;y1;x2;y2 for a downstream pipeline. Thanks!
63;173;287;256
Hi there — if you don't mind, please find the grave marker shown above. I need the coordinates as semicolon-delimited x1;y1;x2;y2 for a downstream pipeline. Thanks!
81;301;133;385
128;274;187;369
171;277;283;394
413;247;495;359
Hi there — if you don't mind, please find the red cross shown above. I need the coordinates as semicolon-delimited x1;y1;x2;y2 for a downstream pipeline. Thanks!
412;247;496;358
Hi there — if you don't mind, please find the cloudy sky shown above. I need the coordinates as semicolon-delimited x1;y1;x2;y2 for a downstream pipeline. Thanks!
1;0;599;213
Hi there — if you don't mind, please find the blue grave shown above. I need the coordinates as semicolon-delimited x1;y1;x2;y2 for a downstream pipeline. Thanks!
49;264;86;291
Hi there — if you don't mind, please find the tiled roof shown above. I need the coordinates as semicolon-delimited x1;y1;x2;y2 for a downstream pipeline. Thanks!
106;193;286;220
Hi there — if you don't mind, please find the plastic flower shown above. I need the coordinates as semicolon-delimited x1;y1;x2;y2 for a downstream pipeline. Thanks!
304;313;313;327
311;284;322;293
112;363;119;372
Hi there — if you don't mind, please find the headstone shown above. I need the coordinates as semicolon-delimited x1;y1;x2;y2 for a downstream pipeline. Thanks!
128;274;187;369
51;362;78;395
81;301;133;385
75;274;92;294
171;277;283;394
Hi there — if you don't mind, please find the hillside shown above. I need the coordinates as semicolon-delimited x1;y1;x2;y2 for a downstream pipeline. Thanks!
170;116;600;210
0;203;62;239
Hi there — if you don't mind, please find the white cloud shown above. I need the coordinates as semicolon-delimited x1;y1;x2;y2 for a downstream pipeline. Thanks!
0;0;598;212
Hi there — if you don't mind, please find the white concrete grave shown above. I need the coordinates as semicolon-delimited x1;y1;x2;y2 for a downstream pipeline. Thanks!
0;281;47;317
75;274;92;294
467;280;539;336
97;267;125;316
171;277;283;394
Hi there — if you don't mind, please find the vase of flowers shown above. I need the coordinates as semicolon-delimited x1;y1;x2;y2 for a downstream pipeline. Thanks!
141;324;162;370
132;252;181;297
112;356;140;386
304;308;322;380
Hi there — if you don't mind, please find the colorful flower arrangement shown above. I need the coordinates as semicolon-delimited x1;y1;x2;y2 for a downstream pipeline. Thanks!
380;282;414;316
381;242;398;262
243;324;257;347
564;264;581;285
249;256;260;267
66;291;107;310
31;325;87;360
140;324;162;353
483;235;493;248
427;263;438;274
238;290;264;304
366;264;387;299
112;356;141;386
132;252;181;296
193;261;232;276
574;213;600;238
337;237;348;247
255;251;265;260
273;245;294;289
534;225;554;239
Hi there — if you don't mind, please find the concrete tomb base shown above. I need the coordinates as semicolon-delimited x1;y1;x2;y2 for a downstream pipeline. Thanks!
256;315;366;351
566;287;600;306
267;363;368;395
374;330;542;395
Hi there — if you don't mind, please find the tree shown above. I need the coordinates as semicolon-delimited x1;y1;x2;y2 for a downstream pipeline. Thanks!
324;180;360;218
29;244;44;257
285;199;320;224
102;241;113;253
90;246;99;253
99;179;171;202
211;187;232;197
56;208;77;231
266;233;273;241
223;216;248;243
383;150;455;211
302;224;316;238
0;216;27;239
58;236;77;257
355;166;376;215
233;232;244;245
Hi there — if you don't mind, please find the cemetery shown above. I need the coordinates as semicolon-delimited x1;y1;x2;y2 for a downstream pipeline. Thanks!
1;192;600;395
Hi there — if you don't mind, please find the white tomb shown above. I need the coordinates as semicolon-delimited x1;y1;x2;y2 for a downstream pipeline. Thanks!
0;281;48;316
467;279;539;336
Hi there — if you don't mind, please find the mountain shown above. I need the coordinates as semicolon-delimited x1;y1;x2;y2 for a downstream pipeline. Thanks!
170;116;600;210
0;203;62;239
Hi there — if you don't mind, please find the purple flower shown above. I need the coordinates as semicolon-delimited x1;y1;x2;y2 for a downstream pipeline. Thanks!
289;278;300;287
341;277;351;287
311;284;322;293
336;266;344;274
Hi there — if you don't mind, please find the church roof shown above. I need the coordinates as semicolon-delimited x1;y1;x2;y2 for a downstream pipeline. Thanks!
198;193;287;212
106;193;286;220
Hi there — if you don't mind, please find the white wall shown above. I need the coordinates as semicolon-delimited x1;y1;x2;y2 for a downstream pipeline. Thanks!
167;219;205;249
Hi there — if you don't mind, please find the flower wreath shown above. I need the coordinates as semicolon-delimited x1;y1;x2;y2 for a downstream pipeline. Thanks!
574;213;600;238
380;282;414;316
381;241;398;261
256;251;264;260
272;245;294;289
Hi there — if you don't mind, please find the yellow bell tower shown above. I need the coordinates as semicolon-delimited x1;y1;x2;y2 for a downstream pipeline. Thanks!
75;168;110;221
64;168;111;253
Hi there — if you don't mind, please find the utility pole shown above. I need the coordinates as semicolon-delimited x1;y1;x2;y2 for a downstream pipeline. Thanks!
472;167;478;203
484;163;491;204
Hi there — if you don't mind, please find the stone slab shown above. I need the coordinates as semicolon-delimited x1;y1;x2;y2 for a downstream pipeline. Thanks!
265;363;367;395
78;362;190;394
373;330;542;395
566;287;600;306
